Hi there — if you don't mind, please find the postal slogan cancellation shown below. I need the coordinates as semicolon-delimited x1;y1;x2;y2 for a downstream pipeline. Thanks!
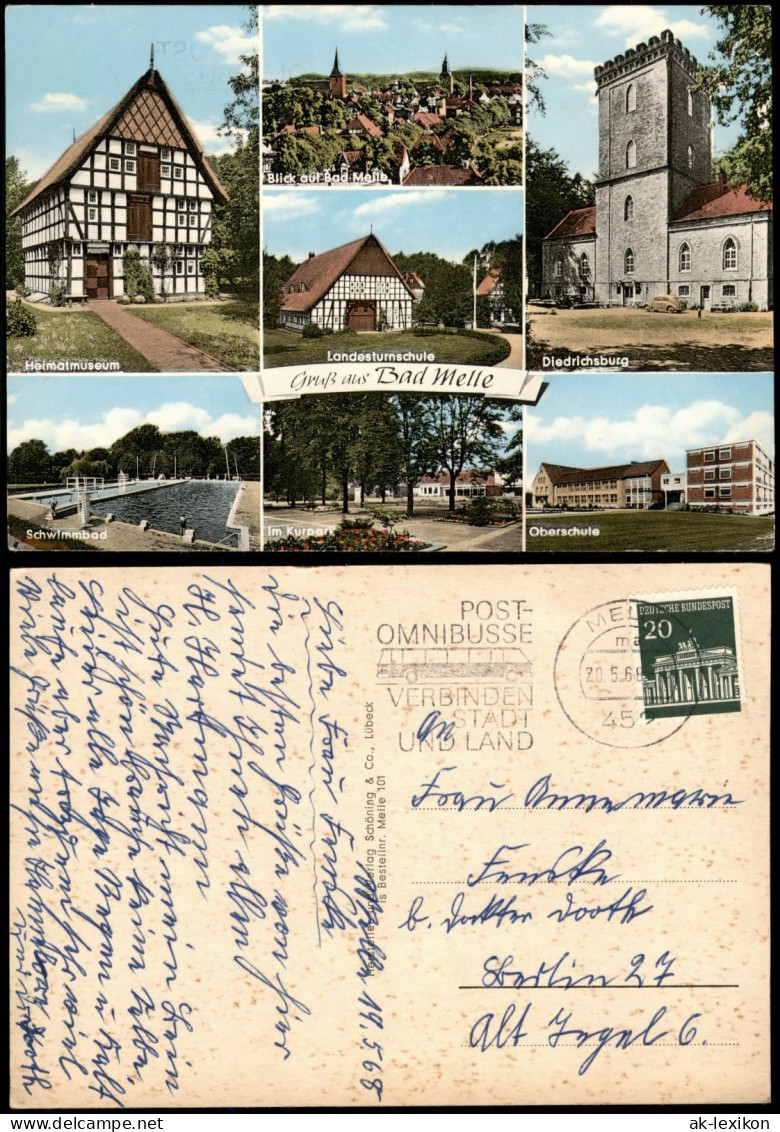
9;563;769;1107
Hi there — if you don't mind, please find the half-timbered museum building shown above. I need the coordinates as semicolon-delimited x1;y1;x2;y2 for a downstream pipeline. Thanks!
11;54;228;301
541;30;772;310
278;234;415;332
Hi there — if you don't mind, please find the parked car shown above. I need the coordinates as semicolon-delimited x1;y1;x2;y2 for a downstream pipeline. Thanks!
645;293;688;313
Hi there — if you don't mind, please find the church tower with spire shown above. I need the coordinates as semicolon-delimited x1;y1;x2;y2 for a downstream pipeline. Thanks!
329;50;347;99
440;53;454;95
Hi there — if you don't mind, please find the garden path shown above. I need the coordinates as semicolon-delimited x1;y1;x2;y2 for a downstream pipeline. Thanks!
87;300;233;371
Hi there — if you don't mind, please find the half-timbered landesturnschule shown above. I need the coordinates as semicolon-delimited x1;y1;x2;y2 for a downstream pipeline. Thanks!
278;233;415;332
11;53;229;301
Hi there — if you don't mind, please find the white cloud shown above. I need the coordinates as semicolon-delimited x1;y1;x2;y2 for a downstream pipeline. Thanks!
7;394;19;405
208;412;260;443
264;6;388;32
13;147;58;181
263;193;321;218
540;54;598;78
187;117;243;156
30;92;87;113
8;402;259;454
353;189;447;218
196;24;259;67
527;399;772;469
572;81;599;97
594;6;710;49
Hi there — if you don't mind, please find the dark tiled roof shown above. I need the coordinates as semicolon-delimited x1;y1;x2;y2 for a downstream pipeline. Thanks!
343;113;383;137
539;460;668;484
545;206;597;239
403;162;482;186
280;233;413;312
675;181;772;221
12;67;228;215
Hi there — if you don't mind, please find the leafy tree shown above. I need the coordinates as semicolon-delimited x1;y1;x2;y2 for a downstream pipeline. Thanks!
392;395;438;515
151;242;174;299
7;439;55;485
62;456;113;480
262;251;296;329
695;5;772;199
210;4;259;296
525;21;551;116
6;157;33;289
526;138;595;297
428;396;520;511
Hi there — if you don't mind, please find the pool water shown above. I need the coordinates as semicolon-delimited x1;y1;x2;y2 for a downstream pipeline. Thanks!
89;481;241;544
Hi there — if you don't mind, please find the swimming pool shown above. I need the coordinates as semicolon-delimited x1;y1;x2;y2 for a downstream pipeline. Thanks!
88;481;241;544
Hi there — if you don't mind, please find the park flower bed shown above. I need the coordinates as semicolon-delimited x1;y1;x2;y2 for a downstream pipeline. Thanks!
265;518;430;552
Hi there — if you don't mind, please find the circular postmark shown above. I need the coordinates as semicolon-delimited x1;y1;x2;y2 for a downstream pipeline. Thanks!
554;598;699;748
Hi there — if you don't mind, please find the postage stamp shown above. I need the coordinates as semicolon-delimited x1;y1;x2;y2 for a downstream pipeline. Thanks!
635;594;741;719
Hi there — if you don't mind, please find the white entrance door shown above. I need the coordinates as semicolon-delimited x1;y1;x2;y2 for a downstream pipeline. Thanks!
700;285;711;310
622;284;634;306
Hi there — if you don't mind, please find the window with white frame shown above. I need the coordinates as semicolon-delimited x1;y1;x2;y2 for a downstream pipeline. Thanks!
719;448;732;460
678;285;690;296
704;488;716;498
88;208;97;221
176;260;184;275
723;238;737;269
109;157;121;171
174;167;184;180
554;259;563;279
579;253;590;279
125;159;136;173
188;214;197;226
719;486;732;497
624;247;634;274
704;450;715;461
188;200;197;211
125;141;136;155
161;164;171;176
88;191;97;203
161;147;171;160
679;243;691;271
720;468;732;479
187;261;195;275
722;284;736;297
626;140;636;168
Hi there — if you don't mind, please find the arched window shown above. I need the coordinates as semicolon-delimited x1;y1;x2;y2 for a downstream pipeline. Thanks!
687;88;693;116
624;195;634;221
626;140;636;169
679;242;691;272
624;248;635;275
626;83;636;112
555;259;564;279
723;238;737;269
579;253;590;279
687;145;694;172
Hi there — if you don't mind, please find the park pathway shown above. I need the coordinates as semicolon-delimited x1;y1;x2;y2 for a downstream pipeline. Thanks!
87;300;233;372
474;328;524;368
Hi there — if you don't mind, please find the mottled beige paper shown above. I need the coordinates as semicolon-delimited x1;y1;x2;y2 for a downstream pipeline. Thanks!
9;564;769;1108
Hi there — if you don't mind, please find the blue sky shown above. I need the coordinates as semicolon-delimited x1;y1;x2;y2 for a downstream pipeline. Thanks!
264;188;522;263
262;4;523;81
7;376;259;453
528;4;742;179
5;5;256;180
526;373;775;474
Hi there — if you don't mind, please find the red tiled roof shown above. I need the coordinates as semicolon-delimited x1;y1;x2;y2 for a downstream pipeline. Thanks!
280;233;414;312
675;181;772;221
403;163;482;187
413;111;442;128
545;206;597;240
477;267;502;296
337;149;367;170
412;131;448;153
539;460;668;485
344;113;383;137
12;67;228;215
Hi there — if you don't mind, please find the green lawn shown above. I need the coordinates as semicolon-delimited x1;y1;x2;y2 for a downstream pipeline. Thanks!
526;510;775;552
128;302;260;371
264;327;511;367
6;305;155;372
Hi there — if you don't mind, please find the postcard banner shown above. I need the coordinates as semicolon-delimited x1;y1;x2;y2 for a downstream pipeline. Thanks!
243;364;543;403
9;563;770;1108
